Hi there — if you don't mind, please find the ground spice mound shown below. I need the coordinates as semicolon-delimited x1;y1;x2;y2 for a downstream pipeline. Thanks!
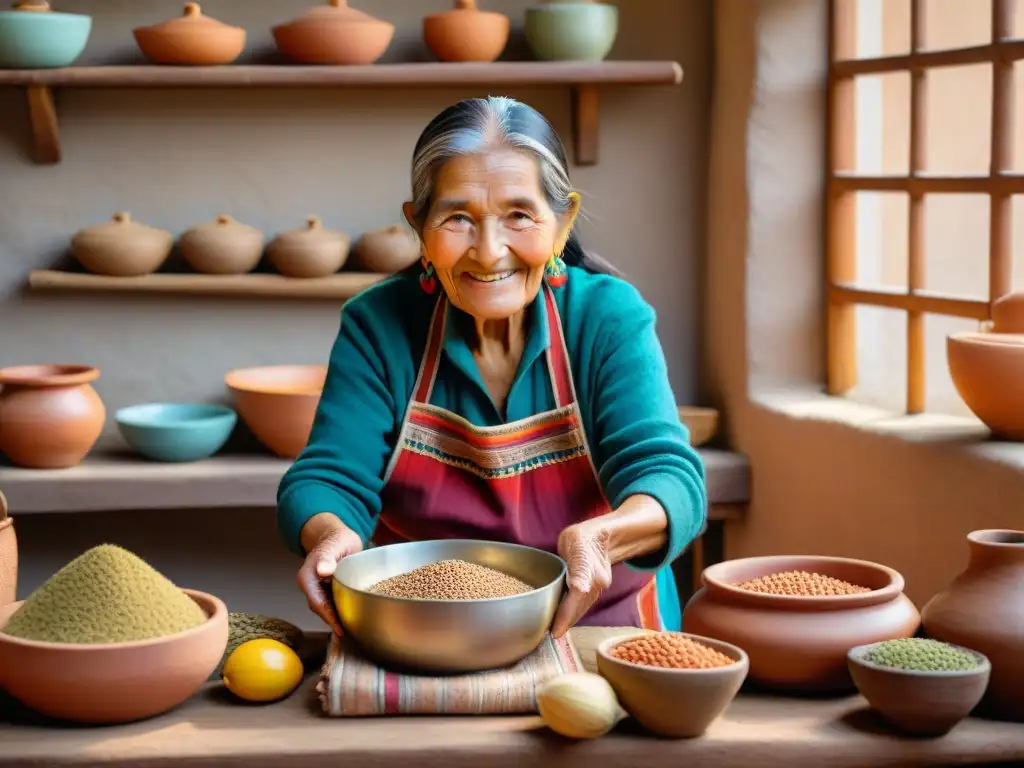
734;570;871;596
367;559;533;600
2;544;208;644
610;633;737;669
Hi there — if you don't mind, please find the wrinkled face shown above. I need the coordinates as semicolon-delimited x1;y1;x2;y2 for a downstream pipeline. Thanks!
407;150;578;321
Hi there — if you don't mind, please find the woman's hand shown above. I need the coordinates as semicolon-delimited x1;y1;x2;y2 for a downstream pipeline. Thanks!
296;513;364;635
551;521;613;638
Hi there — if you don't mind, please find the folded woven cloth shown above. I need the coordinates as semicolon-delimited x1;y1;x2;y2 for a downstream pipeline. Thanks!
317;632;582;716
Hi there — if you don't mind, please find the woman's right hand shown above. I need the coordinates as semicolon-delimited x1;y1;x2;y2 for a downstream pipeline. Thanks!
296;513;364;635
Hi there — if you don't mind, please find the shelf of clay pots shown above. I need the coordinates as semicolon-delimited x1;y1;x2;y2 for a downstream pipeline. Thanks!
0;61;683;166
0;441;750;515
26;270;389;299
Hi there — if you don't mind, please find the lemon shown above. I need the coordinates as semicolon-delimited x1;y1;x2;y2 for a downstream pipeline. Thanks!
222;638;304;703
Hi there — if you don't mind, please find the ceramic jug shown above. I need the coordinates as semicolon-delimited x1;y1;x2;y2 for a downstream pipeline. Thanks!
0;490;17;606
921;529;1024;722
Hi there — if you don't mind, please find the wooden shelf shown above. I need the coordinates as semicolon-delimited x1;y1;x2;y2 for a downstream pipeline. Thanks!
0;62;684;166
27;270;388;300
0;443;748;515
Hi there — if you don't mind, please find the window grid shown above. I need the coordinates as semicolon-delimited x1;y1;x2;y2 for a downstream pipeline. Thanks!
827;0;1017;413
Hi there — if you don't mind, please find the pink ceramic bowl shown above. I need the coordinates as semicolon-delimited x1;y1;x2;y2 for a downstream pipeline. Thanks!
225;365;327;459
0;589;228;724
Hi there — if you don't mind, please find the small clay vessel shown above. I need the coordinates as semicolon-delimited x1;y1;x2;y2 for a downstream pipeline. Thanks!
681;555;921;692
921;530;1024;722
351;224;420;273
179;215;264;275
224;365;327;458
266;216;350;279
992;292;1024;333
0;364;105;469
423;0;509;63
0;490;16;606
133;2;245;66
524;0;619;62
272;0;395;65
946;332;1024;439
71;212;174;277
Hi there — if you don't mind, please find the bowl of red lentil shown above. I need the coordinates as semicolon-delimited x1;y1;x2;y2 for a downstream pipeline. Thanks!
332;539;566;673
595;631;748;738
681;555;921;692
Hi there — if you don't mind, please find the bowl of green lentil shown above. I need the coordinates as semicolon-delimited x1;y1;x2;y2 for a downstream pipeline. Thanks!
332;539;566;673
848;638;991;737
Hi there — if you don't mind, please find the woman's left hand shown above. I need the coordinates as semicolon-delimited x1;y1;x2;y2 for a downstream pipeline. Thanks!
551;520;613;638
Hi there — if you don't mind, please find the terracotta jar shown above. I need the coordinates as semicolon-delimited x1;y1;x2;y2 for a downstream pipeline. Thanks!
0;490;16;606
921;529;1024;722
0;364;106;469
351;224;420;273
681;555;920;692
133;3;245;66
266;216;350;279
947;332;1024;439
272;0;394;66
423;0;510;63
180;215;264;275
71;212;174;277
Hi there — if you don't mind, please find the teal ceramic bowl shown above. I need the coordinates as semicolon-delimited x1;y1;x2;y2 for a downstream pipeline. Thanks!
0;7;92;69
116;403;237;463
524;2;618;62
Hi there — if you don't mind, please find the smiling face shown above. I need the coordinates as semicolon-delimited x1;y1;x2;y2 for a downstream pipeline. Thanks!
406;150;579;321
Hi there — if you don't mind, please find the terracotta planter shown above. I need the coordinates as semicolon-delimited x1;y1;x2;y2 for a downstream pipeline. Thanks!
224;365;326;459
681;555;921;692
947;332;1024;439
351;224;420;273
0;364;105;469
921;529;1024;722
423;0;510;63
0;490;17;607
133;2;245;66
272;0;394;66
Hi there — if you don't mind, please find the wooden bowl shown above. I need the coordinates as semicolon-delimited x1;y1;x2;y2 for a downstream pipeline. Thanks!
947;332;1024;439
848;641;991;736
224;365;327;459
0;589;227;724
596;631;748;738
678;406;718;446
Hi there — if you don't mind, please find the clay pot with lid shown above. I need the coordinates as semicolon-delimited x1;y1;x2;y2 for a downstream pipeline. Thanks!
921;529;1024;722
423;0;509;63
0;1;92;70
947;332;1024;439
71;212;174;277
272;0;395;66
0;364;106;469
133;3;245;66
267;217;350;278
0;490;16;607
180;215;264;275
351;224;420;273
681;555;921;692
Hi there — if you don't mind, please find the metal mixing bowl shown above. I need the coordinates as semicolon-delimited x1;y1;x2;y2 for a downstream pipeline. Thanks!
332;539;566;673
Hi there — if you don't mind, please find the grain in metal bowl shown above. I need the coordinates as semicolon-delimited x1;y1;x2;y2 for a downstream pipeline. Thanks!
332;539;565;673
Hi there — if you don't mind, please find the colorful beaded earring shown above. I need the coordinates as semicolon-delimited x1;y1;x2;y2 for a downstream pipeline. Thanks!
419;257;437;295
545;253;568;288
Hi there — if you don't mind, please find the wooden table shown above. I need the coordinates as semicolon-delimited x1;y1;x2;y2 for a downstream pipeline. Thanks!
1;629;1022;768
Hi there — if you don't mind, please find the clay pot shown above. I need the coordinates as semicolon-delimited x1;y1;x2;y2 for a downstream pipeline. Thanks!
133;3;245;66
423;0;509;63
921;529;1024;722
0;1;92;69
71;212;174;277
351;224;420;273
991;292;1024;333
180;215;264;275
677;406;718;447
224;365;327;459
0;589;228;724
0;364;106;469
272;0;395;66
947;332;1024;439
681;555;921;692
524;0;619;62
0;490;17;607
267;216;350;279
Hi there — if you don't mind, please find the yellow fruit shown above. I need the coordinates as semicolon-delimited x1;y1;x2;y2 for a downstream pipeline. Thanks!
222;638;304;703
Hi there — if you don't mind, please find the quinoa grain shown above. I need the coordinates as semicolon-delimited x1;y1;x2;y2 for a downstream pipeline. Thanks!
734;570;870;596
367;559;533;600
610;633;736;670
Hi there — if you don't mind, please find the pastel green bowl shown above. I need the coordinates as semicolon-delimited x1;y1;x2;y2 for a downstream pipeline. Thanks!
115;403;237;463
524;2;618;62
0;9;91;69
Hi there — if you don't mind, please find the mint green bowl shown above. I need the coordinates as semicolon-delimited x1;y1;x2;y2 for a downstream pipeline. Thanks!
524;2;618;62
0;8;92;69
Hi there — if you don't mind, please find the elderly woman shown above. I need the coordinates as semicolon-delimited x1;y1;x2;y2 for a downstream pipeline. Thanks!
277;97;707;638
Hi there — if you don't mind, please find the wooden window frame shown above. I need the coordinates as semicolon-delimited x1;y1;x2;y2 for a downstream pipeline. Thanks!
827;0;1017;414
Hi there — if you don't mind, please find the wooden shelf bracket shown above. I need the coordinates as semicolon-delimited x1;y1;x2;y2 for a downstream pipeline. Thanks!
26;85;59;164
572;84;600;166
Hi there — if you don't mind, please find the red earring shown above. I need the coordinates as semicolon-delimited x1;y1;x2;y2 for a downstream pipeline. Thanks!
419;259;437;295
